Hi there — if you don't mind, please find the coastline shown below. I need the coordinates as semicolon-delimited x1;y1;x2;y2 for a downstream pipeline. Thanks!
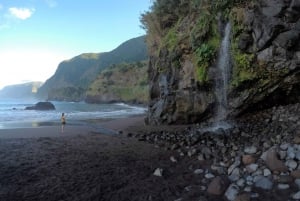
0;114;146;138
0;103;299;201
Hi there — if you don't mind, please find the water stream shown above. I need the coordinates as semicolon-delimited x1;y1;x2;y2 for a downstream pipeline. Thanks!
215;22;231;121
212;22;232;131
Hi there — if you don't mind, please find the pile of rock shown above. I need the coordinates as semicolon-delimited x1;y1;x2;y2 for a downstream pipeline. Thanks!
128;103;300;200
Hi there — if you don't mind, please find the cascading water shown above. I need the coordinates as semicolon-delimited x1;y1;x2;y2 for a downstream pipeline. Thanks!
212;22;232;130
216;22;231;121
198;22;233;133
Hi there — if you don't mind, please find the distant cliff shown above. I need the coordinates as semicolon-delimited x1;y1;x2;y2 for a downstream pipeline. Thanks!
86;61;148;104
142;0;300;124
37;36;148;101
0;82;43;100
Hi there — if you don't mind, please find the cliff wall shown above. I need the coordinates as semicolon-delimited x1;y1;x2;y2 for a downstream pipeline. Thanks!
142;0;300;124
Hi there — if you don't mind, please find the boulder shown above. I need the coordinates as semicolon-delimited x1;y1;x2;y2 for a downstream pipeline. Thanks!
25;102;56;110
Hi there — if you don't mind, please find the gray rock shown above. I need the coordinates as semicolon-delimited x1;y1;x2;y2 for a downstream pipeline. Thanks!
153;168;163;177
205;173;215;179
229;168;241;182
170;156;177;163
254;177;273;190
244;186;252;192
286;159;298;170
287;146;296;159
197;153;204;161
294;179;300;188
225;184;239;201
280;143;290;151
292;191;300;200
244;146;257;154
246;163;259;173
295;151;300;160
236;178;246;187
194;169;204;174
277;184;290;190
228;158;241;175
187;148;197;157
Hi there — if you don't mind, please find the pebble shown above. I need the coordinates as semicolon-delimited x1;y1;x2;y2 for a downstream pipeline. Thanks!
244;146;257;154
286;160;298;170
261;168;270;176
292;191;300;200
246;163;258;173
280;143;289;150
278;183;290;190
236;178;245;187
153;168;163;177
225;184;239;201
254;177;273;190
205;173;215;179
295;179;300;188
170;156;177;163
194;169;204;174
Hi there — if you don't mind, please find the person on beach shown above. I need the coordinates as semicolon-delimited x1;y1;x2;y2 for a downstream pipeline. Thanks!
61;113;66;132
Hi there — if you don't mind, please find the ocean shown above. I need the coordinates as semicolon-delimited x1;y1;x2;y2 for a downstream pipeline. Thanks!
0;99;147;129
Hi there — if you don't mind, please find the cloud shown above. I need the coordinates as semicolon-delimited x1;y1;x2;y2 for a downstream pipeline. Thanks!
0;4;3;10
9;7;35;20
45;0;57;8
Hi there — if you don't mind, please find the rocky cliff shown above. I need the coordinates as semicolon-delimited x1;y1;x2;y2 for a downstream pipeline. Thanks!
37;36;147;101
0;82;42;100
142;0;300;125
85;61;148;104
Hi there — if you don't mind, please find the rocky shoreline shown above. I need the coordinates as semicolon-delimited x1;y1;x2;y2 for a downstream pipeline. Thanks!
126;103;300;201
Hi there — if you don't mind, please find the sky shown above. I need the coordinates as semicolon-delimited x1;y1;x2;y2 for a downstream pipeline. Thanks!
0;0;152;89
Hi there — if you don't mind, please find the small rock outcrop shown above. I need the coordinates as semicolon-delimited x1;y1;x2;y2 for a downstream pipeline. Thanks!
25;102;55;110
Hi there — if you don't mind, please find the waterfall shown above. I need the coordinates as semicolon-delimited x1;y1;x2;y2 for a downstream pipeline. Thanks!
214;22;232;129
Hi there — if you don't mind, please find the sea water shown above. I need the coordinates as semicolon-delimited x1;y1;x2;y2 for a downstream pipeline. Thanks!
0;99;147;129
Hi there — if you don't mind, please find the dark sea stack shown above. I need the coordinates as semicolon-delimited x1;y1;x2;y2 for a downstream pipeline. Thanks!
25;102;56;110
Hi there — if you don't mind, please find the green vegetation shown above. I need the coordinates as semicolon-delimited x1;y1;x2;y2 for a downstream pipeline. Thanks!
231;40;256;87
80;53;100;60
48;87;85;101
87;61;149;103
163;27;179;51
37;36;148;101
229;5;257;87
141;0;255;85
194;43;214;82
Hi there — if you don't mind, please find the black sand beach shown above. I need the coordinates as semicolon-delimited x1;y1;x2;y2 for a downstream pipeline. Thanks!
0;117;202;201
0;103;299;201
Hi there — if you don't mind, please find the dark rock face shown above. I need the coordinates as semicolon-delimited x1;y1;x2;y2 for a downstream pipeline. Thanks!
146;0;300;125
229;0;300;116
25;102;55;110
